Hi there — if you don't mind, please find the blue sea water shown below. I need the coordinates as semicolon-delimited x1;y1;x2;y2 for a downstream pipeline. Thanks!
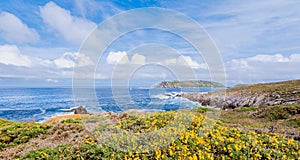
0;87;217;122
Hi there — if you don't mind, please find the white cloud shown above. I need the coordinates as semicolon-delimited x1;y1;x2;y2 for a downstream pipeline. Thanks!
246;54;290;62
227;53;300;84
39;1;96;45
106;51;129;64
164;58;177;65
106;51;146;65
54;52;94;69
0;12;39;43
46;79;58;83
0;45;95;78
169;0;300;58
131;54;146;65
0;45;32;67
290;54;300;62
229;53;299;65
162;55;207;69
54;52;75;69
177;56;206;69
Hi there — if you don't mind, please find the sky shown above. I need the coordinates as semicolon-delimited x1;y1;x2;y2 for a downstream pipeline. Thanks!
0;0;299;87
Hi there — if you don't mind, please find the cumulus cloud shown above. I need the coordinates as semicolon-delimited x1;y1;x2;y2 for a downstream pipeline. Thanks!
54;52;94;69
106;51;146;65
0;44;93;72
163;55;207;69
106;51;206;70
177;56;207;69
0;12;39;43
0;45;32;67
227;53;300;83
131;54;146;65
245;54;290;62
229;53;300;68
39;1;96;45
54;52;76;69
106;51;129;64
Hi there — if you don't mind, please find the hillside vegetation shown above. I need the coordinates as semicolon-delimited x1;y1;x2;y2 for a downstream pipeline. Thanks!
0;108;299;159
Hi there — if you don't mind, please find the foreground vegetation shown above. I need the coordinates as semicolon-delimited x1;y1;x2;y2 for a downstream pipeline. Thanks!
0;106;299;159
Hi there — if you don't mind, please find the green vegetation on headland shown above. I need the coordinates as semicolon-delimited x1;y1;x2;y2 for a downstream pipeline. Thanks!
1;106;299;159
155;80;225;88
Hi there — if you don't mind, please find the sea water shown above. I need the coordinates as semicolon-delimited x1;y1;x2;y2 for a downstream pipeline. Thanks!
0;87;218;122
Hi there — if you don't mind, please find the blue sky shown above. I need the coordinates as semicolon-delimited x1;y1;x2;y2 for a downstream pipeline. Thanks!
0;0;299;87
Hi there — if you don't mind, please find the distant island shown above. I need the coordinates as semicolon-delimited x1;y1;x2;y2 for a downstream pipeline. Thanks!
155;80;225;88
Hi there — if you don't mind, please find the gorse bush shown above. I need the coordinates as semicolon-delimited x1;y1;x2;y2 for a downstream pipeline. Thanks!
0;121;51;150
19;111;300;160
0;118;14;128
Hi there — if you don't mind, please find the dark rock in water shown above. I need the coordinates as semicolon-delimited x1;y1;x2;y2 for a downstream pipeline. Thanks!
64;106;88;114
74;106;88;114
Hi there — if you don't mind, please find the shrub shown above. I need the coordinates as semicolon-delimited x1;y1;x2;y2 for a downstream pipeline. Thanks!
18;111;300;160
196;107;210;113
239;106;258;112
0;122;51;150
61;118;82;124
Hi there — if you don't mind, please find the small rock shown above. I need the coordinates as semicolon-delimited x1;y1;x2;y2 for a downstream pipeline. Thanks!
292;91;299;94
64;106;88;114
73;106;88;114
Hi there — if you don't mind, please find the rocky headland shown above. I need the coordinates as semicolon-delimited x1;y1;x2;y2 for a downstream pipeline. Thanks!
181;80;300;109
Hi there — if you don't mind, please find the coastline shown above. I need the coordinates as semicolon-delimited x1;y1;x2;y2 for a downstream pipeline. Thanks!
1;80;300;159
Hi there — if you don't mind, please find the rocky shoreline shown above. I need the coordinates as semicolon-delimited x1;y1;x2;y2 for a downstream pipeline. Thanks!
181;80;300;109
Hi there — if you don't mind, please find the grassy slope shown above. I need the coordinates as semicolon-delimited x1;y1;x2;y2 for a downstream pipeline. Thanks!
220;79;300;98
220;104;300;140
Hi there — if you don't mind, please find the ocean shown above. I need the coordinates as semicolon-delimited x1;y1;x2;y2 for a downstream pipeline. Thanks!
0;87;217;122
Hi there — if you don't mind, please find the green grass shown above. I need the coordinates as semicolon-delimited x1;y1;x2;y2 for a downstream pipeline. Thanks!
252;105;300;120
61;118;82;124
224;79;300;98
285;119;300;128
238;106;259;112
220;104;300;140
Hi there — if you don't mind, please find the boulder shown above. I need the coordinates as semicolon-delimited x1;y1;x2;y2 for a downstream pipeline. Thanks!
64;106;88;114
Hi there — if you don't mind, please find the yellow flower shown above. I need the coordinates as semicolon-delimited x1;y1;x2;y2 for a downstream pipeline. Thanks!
254;153;262;159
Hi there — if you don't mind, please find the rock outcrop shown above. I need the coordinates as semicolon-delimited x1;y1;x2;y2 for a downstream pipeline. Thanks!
181;80;300;109
64;106;88;114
